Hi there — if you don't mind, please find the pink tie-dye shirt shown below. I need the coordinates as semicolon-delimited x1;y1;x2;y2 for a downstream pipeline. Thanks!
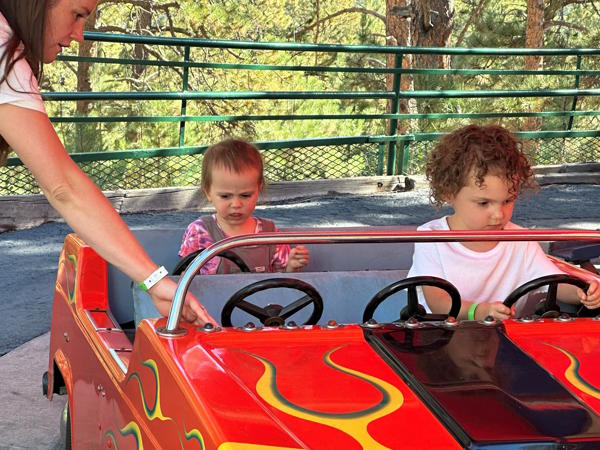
178;214;290;274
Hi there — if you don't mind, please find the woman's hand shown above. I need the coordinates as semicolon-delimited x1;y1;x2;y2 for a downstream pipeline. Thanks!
149;277;217;326
286;245;310;272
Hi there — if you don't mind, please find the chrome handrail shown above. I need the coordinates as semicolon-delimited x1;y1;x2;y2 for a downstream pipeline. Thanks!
162;229;600;334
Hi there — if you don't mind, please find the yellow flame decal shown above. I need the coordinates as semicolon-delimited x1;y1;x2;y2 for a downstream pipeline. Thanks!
247;346;403;450
120;421;143;449
65;254;77;304
128;359;173;422
543;342;600;400
218;444;301;450
127;358;196;449
184;425;206;449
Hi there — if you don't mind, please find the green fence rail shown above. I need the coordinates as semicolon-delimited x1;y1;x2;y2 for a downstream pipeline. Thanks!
2;33;600;195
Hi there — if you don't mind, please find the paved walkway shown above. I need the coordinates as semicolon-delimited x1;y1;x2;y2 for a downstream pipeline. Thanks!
0;332;64;449
2;184;600;355
1;183;600;448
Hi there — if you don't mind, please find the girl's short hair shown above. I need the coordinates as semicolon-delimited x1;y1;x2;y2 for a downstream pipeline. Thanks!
425;124;536;208
201;138;264;192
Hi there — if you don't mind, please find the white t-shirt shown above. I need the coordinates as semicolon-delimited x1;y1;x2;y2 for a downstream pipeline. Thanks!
0;12;45;113
407;216;563;309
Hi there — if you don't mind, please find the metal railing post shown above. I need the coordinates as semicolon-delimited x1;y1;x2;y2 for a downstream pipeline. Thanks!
386;53;403;175
567;54;582;131
402;139;411;174
377;142;385;175
179;45;191;147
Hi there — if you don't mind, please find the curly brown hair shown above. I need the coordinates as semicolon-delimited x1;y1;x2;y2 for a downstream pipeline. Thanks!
201;138;264;193
425;124;536;208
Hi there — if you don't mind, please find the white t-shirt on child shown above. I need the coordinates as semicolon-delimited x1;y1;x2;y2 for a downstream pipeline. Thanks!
0;12;46;114
407;216;563;310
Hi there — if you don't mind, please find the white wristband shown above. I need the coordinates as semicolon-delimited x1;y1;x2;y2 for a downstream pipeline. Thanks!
138;266;168;291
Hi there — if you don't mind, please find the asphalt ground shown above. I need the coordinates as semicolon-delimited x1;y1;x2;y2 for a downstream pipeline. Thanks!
1;183;600;448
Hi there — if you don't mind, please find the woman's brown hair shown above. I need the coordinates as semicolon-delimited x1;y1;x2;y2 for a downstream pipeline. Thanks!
0;0;51;164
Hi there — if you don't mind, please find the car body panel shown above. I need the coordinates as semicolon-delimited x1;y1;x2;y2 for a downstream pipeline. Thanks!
46;229;600;449
369;322;600;448
505;319;600;416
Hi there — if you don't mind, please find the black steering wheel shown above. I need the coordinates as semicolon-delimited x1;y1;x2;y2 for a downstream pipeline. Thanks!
362;276;462;323
171;248;251;275
221;278;324;327
503;274;590;317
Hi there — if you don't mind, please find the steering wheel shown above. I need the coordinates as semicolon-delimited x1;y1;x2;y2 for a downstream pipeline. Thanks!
171;248;251;275
362;276;462;323
221;278;324;327
503;274;590;317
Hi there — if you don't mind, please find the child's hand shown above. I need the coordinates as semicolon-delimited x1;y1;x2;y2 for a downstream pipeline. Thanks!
475;301;512;321
578;280;600;309
286;245;310;272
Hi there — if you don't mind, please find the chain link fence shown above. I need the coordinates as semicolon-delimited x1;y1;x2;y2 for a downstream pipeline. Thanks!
0;142;383;195
404;136;600;174
2;136;598;196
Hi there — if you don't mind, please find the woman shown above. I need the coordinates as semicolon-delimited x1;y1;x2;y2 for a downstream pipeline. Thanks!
0;0;214;325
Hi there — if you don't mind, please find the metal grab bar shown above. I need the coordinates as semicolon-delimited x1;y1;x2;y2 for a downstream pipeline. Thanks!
161;229;600;334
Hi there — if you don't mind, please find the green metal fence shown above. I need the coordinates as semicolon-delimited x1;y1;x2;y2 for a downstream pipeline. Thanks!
2;33;600;195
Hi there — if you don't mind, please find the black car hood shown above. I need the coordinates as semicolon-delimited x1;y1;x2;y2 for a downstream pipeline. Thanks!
366;321;600;449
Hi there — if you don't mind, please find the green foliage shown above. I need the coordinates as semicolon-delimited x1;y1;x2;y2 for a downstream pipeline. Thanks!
30;0;600;191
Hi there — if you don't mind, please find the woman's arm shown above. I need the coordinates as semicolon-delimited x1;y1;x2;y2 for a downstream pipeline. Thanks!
0;104;215;325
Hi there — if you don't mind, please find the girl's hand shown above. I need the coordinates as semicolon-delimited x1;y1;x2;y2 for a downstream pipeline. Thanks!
475;301;512;321
286;245;310;272
149;277;217;326
579;280;600;310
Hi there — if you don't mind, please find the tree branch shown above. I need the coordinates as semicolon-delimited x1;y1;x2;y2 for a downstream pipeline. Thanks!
590;0;600;17
544;19;588;32
95;25;130;33
455;0;490;46
97;0;179;11
287;7;385;40
545;0;595;22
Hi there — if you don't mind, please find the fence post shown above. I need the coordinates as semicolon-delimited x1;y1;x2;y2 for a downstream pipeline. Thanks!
402;140;411;173
567;54;582;131
377;143;385;175
179;45;191;147
386;53;403;175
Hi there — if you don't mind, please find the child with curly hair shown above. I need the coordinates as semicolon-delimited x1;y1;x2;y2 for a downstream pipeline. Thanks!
407;124;600;320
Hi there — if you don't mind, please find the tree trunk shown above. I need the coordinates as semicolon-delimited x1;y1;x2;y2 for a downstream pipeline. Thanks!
134;1;152;79
75;10;97;152
76;11;97;117
525;0;544;83
386;0;415;137
413;0;454;70
385;0;454;173
523;0;545;153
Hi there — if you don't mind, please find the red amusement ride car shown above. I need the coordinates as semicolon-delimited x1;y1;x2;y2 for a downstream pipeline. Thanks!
44;227;600;449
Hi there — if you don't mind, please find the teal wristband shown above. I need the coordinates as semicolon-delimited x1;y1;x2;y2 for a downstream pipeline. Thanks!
468;303;478;321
